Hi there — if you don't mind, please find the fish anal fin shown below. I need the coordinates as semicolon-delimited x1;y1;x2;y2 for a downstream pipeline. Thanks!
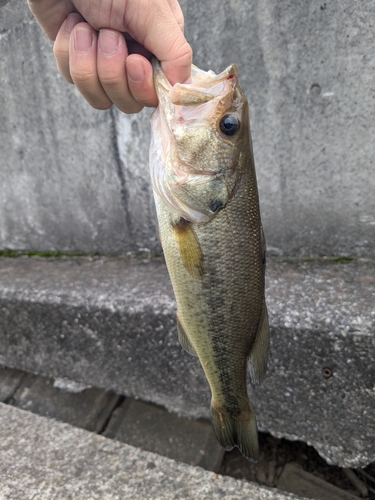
173;219;204;279
210;403;259;463
177;314;198;357
247;301;269;386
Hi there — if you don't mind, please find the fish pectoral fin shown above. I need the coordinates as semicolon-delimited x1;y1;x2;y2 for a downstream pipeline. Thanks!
177;315;198;357
172;219;204;279
210;404;259;463
247;300;269;386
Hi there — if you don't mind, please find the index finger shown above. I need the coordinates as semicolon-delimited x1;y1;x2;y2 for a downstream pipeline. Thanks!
123;0;192;86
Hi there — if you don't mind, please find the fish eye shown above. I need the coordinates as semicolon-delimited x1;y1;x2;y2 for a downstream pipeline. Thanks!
219;114;240;137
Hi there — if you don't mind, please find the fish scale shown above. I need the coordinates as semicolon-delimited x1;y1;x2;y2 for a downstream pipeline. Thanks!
149;58;269;462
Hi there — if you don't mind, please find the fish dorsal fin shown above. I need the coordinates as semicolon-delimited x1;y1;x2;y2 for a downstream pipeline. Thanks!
177;315;198;357
172;219;204;279
247;301;269;385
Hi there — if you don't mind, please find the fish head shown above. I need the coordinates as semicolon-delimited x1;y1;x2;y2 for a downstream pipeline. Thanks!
150;59;251;223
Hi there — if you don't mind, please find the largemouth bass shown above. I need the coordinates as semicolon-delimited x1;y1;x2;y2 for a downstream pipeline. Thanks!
149;59;269;462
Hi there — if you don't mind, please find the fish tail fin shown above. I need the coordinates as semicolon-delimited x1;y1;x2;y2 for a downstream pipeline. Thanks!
210;404;259;462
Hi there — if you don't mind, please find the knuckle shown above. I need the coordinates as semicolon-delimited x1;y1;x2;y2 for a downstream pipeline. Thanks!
55;58;73;84
53;44;68;64
99;71;122;87
119;103;144;114
59;68;74;84
174;41;193;67
70;68;98;85
164;37;193;76
114;92;144;114
92;101;113;111
131;93;157;109
127;84;157;109
174;11;185;31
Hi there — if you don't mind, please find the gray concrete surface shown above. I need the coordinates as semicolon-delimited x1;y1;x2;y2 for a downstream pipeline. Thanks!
0;256;374;469
277;463;358;500
1;0;375;258
0;402;305;500
0;366;26;402
0;0;156;255
9;371;121;432
103;398;225;472
0;366;224;473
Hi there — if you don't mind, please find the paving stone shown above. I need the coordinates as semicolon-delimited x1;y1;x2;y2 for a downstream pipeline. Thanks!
342;468;369;498
0;402;304;500
276;463;359;500
0;366;26;402
104;398;224;472
11;372;121;433
0;256;374;468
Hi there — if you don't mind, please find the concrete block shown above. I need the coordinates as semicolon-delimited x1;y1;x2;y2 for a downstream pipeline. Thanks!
104;398;224;472
0;256;374;469
10;372;121;433
0;366;223;471
1;1;375;257
0;0;157;255
180;0;375;258
0;402;304;500
277;462;358;500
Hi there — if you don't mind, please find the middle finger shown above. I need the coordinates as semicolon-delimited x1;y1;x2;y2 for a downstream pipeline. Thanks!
69;23;112;110
97;29;143;114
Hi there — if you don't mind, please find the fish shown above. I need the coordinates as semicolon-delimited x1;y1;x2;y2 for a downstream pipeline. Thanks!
149;58;269;462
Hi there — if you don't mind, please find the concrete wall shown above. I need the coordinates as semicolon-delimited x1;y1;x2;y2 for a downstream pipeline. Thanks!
1;0;375;257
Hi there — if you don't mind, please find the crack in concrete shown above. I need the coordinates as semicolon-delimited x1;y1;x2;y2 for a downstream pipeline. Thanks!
109;108;134;240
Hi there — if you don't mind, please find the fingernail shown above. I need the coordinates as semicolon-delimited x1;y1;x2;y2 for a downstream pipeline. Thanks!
65;14;78;34
127;62;145;83
74;28;94;53
99;30;119;56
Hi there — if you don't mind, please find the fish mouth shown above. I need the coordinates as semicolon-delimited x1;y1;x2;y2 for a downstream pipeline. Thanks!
152;57;238;106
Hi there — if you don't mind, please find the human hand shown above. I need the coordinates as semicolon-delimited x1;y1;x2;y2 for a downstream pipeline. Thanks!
27;0;192;113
